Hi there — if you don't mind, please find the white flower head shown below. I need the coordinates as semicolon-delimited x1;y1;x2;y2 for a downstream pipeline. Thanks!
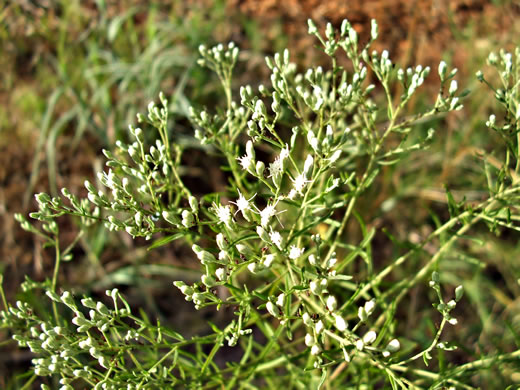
213;203;234;229
260;200;285;227
287;189;298;200
237;154;254;173
291;173;311;195
268;145;290;180
262;254;275;268
269;230;283;250
289;245;304;260
230;190;256;221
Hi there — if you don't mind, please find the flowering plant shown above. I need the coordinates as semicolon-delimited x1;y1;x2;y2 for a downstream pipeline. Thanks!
3;19;520;389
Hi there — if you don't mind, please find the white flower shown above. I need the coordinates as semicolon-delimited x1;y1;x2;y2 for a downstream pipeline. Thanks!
287;189;298;200
289;245;304;260
230;190;256;221
213;203;234;229
334;314;347;332
269;230;283;250
262;254;275;267
268;145;289;179
291;174;310;195
237;153;254;172
310;344;321;356
356;339;364;351
363;331;377;345
268;157;284;179
279;145;290;159
260;200;285;227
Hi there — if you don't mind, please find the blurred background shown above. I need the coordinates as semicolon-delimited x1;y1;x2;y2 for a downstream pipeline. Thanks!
2;0;520;387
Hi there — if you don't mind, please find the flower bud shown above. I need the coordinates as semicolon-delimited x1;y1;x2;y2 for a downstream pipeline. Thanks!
214;234;226;252
326;295;337;311
302;312;312;327
266;301;280;317
334;314;347;331
363;331;377;345
201;274;216;287
382;339;400;357
455;285;464;302
310;344;321;355
215;268;226;281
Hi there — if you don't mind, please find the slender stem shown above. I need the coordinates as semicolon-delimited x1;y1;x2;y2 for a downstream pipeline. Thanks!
51;238;61;323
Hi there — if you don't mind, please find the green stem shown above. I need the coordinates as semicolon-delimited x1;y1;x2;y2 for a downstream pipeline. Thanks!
51;238;61;323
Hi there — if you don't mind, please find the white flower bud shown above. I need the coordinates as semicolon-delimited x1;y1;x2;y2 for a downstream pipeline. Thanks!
215;268;226;281
382;339;400;357
358;306;368;322
370;19;378;40
276;293;285;307
310;344;321;356
307;19;318;35
448;317;458;325
326;295;338;311
305;333;314;347
257;226;270;242
247;262;259;273
303;154;314;176
302;312;312;327
256;161;265;177
262;254;275;268
266;301;280;317
449;80;458;95
363;331;377;345
216;233;227;251
315;320;324;334
334;314;347;331
364;299;375;316
236;244;253;257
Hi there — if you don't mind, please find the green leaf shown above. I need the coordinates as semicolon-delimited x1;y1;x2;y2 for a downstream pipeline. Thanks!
147;233;186;250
